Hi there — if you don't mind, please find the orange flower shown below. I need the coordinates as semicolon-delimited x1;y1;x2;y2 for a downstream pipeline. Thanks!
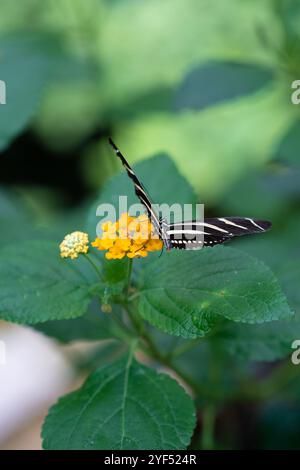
92;213;163;259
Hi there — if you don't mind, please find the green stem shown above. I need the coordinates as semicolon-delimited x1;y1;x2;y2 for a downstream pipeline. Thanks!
128;337;139;356
125;302;204;396
83;253;103;281
171;338;202;359
118;301;299;404
110;311;137;342
238;361;299;401
128;291;140;302
201;404;216;450
125;258;133;296
125;302;145;337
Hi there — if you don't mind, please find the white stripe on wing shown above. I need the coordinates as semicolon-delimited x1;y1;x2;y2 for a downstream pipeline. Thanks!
218;218;248;230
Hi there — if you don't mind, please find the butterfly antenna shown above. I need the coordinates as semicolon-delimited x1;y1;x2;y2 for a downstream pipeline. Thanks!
108;137;155;206
108;137;116;148
158;245;164;258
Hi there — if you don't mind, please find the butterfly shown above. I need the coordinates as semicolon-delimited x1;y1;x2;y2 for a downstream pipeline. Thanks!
108;138;271;251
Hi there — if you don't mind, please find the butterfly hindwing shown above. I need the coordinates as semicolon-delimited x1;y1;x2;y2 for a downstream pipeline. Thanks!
167;217;272;250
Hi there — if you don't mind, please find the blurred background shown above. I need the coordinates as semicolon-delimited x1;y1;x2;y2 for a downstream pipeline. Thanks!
0;0;300;449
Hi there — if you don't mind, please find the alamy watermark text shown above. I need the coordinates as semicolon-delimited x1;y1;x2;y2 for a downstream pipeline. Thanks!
0;80;6;105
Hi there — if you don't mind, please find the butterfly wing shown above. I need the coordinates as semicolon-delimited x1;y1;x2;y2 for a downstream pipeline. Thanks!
167;217;272;250
108;138;166;244
108;139;271;252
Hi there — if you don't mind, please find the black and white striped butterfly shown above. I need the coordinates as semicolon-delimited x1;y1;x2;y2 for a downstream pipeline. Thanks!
109;138;271;251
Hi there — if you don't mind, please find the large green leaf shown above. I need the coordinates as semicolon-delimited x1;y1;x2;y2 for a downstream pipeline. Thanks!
107;85;175;120
220;164;300;222
236;217;300;272
86;153;196;239
210;316;300;362
0;240;100;324
0;33;95;151
235;216;300;314
137;246;292;338
279;260;300;312
28;0;280;147
174;61;274;111
115;86;293;203
0;188;32;247
205;249;300;361
99;0;278;109
0;36;56;150
214;257;300;363
277;120;300;166
42;352;196;450
172;340;248;403
34;300;119;343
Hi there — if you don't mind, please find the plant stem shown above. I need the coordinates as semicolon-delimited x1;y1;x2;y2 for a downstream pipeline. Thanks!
121;299;298;404
128;291;140;302
125;258;133;296
201;404;216;450
171;338;202;359
110;311;137;342
238;361;299;401
83;253;103;281
129;337;139;355
125;302;205;396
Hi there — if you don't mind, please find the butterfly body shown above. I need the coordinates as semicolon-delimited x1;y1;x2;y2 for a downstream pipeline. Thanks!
108;138;272;250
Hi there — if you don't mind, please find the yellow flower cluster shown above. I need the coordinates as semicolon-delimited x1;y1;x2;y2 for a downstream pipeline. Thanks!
60;231;89;259
92;213;163;259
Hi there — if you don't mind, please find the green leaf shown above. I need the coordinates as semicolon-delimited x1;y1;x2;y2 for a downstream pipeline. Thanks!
221;164;300;221
210;316;300;362
279;260;300;312
42;352;196;450
87;153;196;239
0;36;59;150
172;340;248;403
99;0;278;110
108;86;175;120
174;61;274;111
235;216;300;313
277;120;300;166
34;300;119;343
0;241;100;325
236;217;300;272
0;188;32;247
138;246;292;338
115;86;293;204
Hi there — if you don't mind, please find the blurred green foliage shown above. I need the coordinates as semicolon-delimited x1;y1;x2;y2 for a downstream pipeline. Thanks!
0;0;300;450
0;0;298;198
